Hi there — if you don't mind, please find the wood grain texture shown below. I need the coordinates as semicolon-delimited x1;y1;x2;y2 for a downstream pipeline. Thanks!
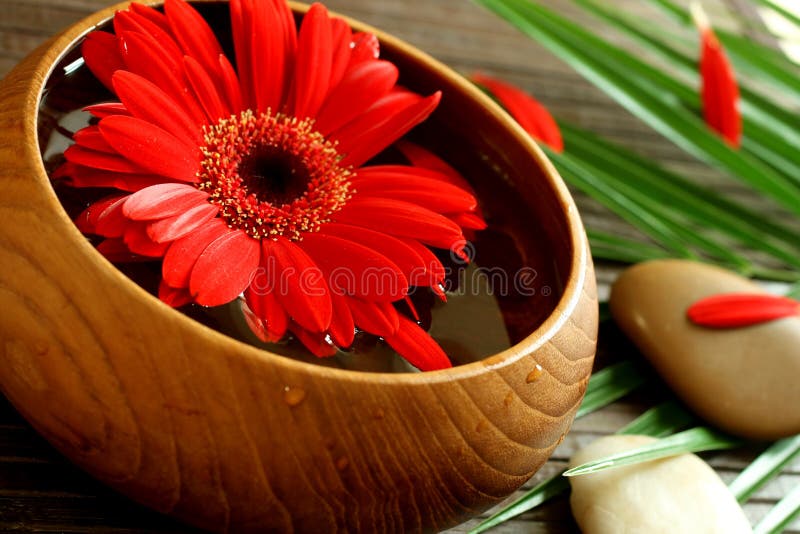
0;1;597;532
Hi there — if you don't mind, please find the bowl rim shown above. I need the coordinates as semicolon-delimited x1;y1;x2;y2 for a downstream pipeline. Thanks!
21;0;590;385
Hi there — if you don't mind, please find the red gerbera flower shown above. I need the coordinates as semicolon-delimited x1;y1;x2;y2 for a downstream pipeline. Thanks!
56;0;486;371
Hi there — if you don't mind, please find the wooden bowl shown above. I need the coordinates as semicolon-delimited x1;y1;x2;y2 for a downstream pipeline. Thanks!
0;1;597;531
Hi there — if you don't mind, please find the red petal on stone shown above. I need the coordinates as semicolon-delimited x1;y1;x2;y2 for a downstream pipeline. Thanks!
99;115;201;182
385;316;452;371
114;9;183;66
266;237;333;333
123;183;208;220
349;32;380;67
218;54;243;115
184;56;230;122
299;233;408;302
73;127;116;153
346;297;400;338
147;202;219;243
245;285;289;342
328;290;355;348
164;0;225;77
291;3;333;119
315;60;399;135
123;222;170;257
250;0;286;112
472;73;564;153
698;25;741;147
158;280;194;308
65;145;152;175
337;91;441;168
290;322;337;358
118;30;207;125
333;198;463;251
319;223;426;287
190;230;261;306
162;218;230;289
328;18;353;90
82;31;125;91
113;71;200;145
84;103;129;119
687;293;799;328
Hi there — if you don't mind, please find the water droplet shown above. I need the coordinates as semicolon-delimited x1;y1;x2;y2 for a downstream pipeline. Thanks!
283;386;306;407
526;364;544;383
336;456;349;471
475;420;488;433
504;391;514;407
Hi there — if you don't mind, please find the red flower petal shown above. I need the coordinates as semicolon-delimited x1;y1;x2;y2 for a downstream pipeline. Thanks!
319;223;427;288
401;238;447;297
99;115;201;182
82;31;125;91
217;54;244;114
184;56;230;122
230;0;256;109
75;195;126;234
64;145;152;175
123;222;170;257
449;212;488;231
396;142;476;193
333;198;463;251
123;183;208;220
249;0;288;112
290;3;333;119
113;9;184;66
687;293;799;328
266;237;333;333
164;0;225;78
244;285;289;342
384;316;452;371
349;32;380;67
59;162;167;192
694;7;741;147
159;280;194;308
328;291;355;348
112;71;201;145
328;18;353;90
73;127;116;153
346;297;400;338
96;238;139;263
147;202;219;243
118;30;206;125
471;73;563;153
94;196;129;237
336;91;441;168
351;175;477;213
289;322;338;358
130;3;173;33
315;60;399;135
162;218;231;289
83;103;129;119
299;233;408;302
189;230;261;306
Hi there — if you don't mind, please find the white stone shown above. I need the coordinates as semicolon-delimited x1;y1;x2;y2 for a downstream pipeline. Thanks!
568;435;751;534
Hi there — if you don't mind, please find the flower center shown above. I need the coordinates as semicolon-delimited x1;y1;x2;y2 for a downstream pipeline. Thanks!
198;110;352;240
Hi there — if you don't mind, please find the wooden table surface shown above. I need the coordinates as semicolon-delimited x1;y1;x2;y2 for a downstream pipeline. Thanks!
1;0;798;532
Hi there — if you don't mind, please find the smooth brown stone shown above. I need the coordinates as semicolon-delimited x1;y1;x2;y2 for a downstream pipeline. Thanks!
610;259;800;439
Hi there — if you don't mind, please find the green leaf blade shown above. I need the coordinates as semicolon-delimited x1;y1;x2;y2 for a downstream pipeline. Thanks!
729;435;800;503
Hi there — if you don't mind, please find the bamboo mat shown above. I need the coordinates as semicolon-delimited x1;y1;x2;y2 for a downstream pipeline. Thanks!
0;0;797;532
